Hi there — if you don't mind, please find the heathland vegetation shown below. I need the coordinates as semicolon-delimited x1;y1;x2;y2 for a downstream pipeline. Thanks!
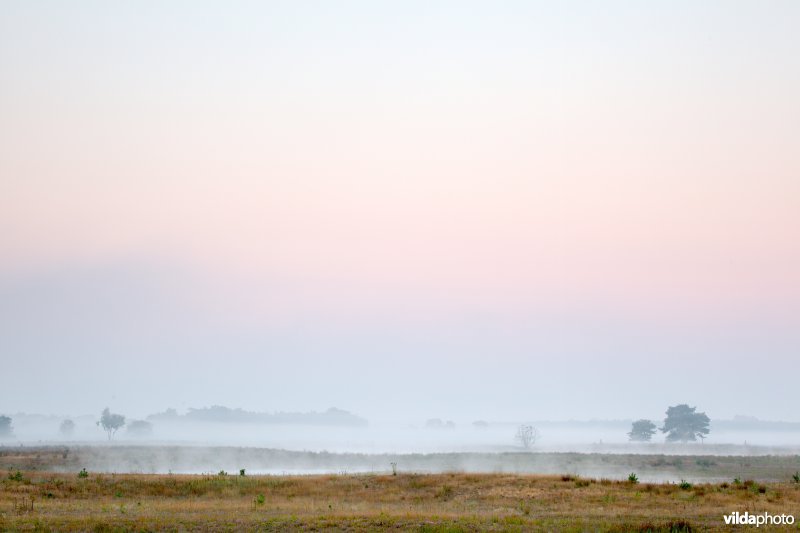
1;459;799;531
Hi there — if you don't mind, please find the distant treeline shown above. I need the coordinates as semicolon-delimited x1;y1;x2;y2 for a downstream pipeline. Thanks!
503;419;800;432
146;406;369;427
711;418;800;432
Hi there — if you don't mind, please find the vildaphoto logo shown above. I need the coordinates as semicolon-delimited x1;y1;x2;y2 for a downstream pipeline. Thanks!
723;511;795;527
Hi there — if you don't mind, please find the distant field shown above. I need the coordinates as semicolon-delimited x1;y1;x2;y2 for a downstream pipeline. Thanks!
2;468;800;531
1;447;800;531
2;445;799;483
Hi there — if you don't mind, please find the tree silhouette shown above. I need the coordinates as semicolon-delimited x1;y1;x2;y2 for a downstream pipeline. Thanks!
59;419;76;437
661;404;710;443
0;416;12;438
628;419;657;442
98;408;125;440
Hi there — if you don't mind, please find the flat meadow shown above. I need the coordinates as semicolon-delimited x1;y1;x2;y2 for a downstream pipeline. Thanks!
2;447;800;531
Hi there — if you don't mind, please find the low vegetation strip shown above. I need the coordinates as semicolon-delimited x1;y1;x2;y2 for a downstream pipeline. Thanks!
2;446;799;482
2;470;799;531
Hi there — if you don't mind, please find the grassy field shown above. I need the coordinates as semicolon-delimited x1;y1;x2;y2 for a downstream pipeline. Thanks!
2;469;799;531
1;448;800;531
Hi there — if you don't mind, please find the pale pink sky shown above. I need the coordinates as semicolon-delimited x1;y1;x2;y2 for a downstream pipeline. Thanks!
1;1;799;420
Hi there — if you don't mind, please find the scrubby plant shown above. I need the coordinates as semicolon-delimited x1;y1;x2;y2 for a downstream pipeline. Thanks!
628;472;639;484
59;419;75;438
239;469;246;477
518;500;531;515
679;479;692;490
792;471;800;484
436;485;454;500
78;468;89;479
735;479;757;491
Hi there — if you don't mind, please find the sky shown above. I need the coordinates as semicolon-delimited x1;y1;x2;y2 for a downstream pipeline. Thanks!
1;1;799;423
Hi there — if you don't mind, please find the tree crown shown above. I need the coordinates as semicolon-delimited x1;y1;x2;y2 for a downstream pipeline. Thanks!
661;404;710;442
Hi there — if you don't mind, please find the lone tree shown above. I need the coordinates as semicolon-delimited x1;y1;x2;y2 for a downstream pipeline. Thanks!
628;419;657;442
98;408;125;440
661;404;710;443
515;424;540;449
0;415;12;438
59;419;76;438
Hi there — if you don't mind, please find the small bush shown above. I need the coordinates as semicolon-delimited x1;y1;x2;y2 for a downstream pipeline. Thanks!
679;480;692;490
239;469;246;477
667;520;693;532
638;520;693;532
8;470;24;482
628;472;639;484
436;485;454;500
78;468;89;479
218;470;228;477
255;493;265;505
792;471;800;484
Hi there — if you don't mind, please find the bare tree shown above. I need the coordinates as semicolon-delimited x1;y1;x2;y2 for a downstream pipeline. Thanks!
515;424;540;449
97;408;125;440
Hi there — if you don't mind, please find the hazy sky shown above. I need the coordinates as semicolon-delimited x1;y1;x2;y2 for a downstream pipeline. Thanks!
1;1;799;422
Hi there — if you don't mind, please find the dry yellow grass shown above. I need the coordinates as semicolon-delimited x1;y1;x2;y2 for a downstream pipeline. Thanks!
2;469;798;531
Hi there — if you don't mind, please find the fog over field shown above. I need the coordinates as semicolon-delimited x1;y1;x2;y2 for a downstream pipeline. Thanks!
5;409;800;456
1;1;799;478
